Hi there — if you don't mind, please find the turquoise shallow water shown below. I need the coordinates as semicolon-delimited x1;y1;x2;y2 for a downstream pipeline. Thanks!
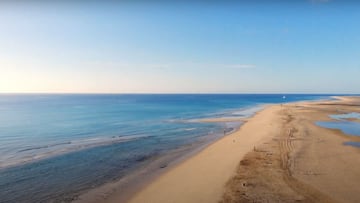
0;94;332;202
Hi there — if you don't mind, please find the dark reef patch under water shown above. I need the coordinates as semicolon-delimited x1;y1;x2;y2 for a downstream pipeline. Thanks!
0;138;156;202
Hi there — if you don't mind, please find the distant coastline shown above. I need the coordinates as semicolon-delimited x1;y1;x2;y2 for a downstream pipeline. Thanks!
0;94;339;202
118;96;360;203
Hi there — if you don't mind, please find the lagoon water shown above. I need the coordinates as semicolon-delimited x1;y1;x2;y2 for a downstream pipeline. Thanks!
316;121;360;137
316;112;360;137
0;94;330;202
316;112;360;149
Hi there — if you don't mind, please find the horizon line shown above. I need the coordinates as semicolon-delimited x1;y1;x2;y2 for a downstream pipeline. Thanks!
0;92;358;95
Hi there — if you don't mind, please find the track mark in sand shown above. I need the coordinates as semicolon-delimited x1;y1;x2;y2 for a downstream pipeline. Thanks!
220;107;337;203
278;112;336;203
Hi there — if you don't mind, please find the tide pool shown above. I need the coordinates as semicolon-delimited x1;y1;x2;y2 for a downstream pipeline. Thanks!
316;112;360;137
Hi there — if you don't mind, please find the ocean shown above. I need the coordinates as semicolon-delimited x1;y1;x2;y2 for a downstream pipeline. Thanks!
0;94;332;202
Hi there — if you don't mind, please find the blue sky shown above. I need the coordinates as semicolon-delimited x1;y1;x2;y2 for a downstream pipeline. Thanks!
0;1;359;93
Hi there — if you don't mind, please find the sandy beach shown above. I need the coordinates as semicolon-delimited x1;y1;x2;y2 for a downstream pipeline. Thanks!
125;105;281;203
221;97;360;203
122;97;359;203
74;97;360;203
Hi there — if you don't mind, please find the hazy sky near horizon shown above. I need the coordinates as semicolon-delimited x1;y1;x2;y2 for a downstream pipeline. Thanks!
1;1;359;93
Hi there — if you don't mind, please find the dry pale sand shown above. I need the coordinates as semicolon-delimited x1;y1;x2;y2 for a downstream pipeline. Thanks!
221;97;360;203
127;105;283;203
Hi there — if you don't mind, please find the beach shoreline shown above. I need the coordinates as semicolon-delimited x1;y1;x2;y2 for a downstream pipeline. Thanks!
74;105;263;203
4;95;331;203
125;104;283;203
74;96;360;203
122;96;360;203
74;118;244;203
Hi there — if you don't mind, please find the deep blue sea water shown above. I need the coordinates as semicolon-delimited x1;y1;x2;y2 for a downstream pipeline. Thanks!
0;94;332;202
